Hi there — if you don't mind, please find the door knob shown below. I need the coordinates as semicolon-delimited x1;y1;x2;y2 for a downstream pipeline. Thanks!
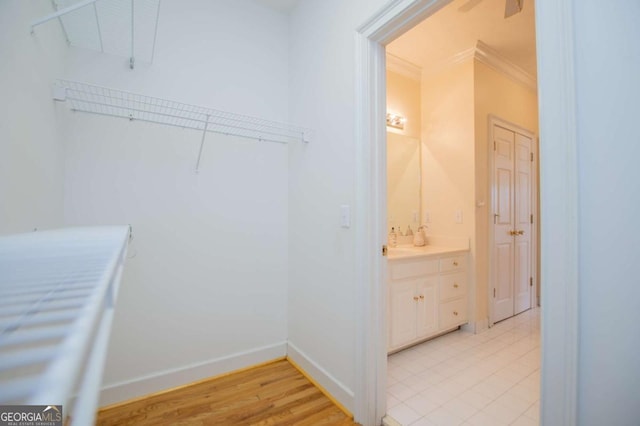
509;230;517;236
517;230;524;235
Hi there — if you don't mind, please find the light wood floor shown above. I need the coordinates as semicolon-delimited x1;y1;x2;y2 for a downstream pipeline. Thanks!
97;359;358;425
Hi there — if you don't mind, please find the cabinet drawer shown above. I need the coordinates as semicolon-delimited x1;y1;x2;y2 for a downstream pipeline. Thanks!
439;298;467;329
439;272;467;301
390;259;439;280
439;255;466;273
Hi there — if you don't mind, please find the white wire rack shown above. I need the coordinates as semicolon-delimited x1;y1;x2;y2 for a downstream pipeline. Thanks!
54;79;311;171
0;227;129;425
32;0;161;69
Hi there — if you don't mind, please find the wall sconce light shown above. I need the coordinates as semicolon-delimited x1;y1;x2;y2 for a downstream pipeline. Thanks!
386;112;406;130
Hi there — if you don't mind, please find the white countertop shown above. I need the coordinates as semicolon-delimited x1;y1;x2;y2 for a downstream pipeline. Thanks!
387;244;469;260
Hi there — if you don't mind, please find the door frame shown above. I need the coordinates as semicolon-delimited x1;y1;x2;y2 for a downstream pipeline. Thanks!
354;0;579;425
487;116;538;327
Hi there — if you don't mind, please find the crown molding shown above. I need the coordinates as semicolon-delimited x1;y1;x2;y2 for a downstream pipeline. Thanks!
422;40;537;91
474;40;537;91
386;53;422;81
437;46;476;71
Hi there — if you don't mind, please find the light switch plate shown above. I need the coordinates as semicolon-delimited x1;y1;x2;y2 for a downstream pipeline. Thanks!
340;205;351;228
454;209;463;224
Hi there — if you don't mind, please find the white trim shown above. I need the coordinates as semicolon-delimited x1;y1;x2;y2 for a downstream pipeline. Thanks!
355;0;578;424
474;41;537;91
354;1;453;425
461;317;489;334
531;136;539;310
476;318;489;333
98;341;287;406
354;30;388;426
356;0;452;43
286;342;355;410
382;414;403;426
386;53;422;81
423;42;536;91
535;0;578;424
486;116;537;327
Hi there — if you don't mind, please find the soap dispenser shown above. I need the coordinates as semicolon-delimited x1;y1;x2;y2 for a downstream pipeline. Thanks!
389;227;397;247
413;225;425;247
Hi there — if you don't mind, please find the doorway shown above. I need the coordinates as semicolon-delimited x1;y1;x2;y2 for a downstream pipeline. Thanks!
489;117;538;324
381;0;541;422
354;0;580;425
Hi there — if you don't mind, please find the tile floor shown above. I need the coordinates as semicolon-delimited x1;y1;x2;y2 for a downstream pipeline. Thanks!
387;308;540;426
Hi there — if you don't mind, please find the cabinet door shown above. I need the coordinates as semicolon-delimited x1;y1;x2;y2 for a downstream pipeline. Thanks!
415;277;438;339
389;280;417;349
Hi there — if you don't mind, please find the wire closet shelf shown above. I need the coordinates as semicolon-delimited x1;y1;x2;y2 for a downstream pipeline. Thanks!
55;79;311;146
0;227;130;425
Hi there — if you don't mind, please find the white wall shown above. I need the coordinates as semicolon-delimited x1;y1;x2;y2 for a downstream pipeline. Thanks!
58;0;291;404
421;61;475;240
287;0;387;412
387;70;421;139
573;1;640;424
0;1;67;234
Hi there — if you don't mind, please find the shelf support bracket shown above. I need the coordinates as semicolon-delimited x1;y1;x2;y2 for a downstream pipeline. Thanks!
31;0;99;34
93;2;104;53
129;0;135;69
195;115;210;173
150;0;162;63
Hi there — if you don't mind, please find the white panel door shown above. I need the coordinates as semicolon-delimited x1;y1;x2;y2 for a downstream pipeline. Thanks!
492;124;534;323
415;277;438;338
514;133;533;314
389;280;417;348
493;125;516;322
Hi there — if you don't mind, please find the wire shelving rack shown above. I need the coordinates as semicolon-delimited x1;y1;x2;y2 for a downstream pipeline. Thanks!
54;80;311;171
0;227;130;425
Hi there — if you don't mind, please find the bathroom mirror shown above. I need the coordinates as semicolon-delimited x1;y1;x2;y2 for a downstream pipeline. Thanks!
387;132;421;233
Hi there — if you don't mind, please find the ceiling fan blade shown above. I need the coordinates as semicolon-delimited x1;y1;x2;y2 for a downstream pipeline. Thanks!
504;0;524;18
458;0;484;13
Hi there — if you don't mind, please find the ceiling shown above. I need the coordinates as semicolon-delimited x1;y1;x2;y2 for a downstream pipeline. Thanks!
252;0;299;13
387;0;537;78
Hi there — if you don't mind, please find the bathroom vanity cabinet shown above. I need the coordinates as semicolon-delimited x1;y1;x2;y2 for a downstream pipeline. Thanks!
387;249;469;353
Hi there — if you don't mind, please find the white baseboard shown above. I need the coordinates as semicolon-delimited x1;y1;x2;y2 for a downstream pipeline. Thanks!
476;318;489;333
286;341;354;413
382;414;402;426
99;341;287;407
461;318;489;334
